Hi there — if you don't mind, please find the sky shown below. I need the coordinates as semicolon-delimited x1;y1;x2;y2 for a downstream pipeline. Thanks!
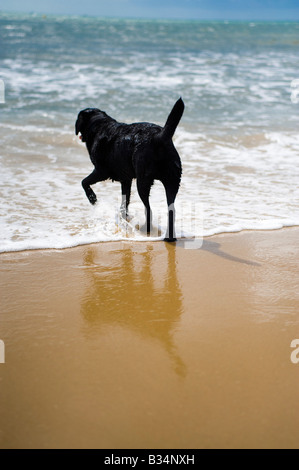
0;0;299;21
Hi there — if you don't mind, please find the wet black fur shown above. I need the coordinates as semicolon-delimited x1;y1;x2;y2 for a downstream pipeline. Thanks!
75;98;184;242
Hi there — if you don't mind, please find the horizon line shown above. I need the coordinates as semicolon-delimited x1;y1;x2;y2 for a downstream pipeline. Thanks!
1;9;299;23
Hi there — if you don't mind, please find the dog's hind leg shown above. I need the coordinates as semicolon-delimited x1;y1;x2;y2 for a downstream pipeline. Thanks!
137;179;153;234
120;180;132;220
82;169;102;205
162;184;178;242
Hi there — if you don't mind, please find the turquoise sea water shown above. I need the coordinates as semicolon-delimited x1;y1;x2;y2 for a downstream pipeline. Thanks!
0;13;299;250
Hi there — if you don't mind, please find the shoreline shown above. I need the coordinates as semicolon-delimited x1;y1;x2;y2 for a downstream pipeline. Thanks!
1;224;299;256
1;227;299;449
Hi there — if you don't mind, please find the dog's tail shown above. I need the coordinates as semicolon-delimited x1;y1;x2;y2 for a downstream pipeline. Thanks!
160;97;185;140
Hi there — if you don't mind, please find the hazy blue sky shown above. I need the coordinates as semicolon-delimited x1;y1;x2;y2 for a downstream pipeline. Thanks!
1;0;299;20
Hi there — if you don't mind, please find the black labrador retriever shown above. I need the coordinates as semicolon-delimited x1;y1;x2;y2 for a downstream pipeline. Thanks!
75;98;184;242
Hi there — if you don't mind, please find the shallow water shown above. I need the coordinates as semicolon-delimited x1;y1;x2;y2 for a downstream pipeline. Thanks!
1;14;299;251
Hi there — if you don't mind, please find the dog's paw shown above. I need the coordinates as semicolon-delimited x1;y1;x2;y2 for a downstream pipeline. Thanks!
137;223;153;235
89;195;97;205
120;210;131;221
164;237;177;243
86;189;97;205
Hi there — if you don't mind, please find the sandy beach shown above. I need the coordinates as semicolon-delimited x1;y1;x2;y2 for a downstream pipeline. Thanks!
0;227;298;449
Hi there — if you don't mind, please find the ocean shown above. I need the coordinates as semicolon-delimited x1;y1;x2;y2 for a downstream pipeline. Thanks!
0;12;299;252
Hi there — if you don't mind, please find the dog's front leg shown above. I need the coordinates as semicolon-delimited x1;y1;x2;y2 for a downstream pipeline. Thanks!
82;169;101;205
120;180;132;219
137;179;153;234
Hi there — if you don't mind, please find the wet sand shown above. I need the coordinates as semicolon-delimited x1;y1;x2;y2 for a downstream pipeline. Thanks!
0;228;299;449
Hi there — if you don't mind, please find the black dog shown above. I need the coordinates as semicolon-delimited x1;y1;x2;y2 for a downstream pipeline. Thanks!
75;98;184;242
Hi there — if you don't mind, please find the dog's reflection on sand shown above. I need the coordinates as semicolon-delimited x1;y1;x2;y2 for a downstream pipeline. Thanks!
81;243;186;377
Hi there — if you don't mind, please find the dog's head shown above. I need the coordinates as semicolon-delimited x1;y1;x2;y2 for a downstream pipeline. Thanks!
75;108;101;142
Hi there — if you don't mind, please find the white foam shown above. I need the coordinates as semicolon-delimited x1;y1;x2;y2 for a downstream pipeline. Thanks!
1;124;299;253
